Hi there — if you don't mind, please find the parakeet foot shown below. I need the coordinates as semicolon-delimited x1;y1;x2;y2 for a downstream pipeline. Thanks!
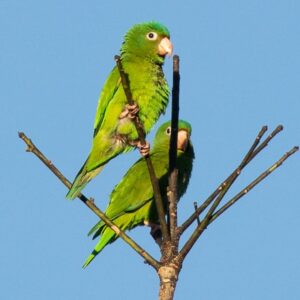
119;103;139;119
137;141;150;157
128;139;151;156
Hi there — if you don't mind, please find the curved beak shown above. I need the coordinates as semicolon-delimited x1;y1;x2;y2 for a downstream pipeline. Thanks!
158;37;173;57
177;130;189;152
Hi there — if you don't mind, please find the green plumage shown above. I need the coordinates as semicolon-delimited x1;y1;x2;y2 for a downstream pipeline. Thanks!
83;120;195;268
66;22;171;199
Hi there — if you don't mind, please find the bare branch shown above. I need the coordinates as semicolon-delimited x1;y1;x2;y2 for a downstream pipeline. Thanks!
114;55;170;243
187;125;269;240
176;145;298;263
18;132;161;270
210;146;299;223
251;125;283;158
168;55;180;248
178;125;282;234
193;202;200;225
239;125;268;167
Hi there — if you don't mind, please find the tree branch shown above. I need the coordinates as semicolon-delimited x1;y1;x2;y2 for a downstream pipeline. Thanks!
168;55;180;249
176;144;298;263
158;266;178;300
193;202;200;225
114;55;170;243
178;125;283;234
186;126;269;235
18;132;161;270
210;146;299;223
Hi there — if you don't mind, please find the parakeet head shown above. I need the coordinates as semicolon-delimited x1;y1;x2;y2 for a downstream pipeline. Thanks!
153;120;193;154
121;21;173;63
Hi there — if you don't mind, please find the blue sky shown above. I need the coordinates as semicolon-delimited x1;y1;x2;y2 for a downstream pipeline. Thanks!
1;1;299;299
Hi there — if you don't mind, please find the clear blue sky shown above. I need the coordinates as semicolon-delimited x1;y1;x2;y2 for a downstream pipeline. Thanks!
1;1;299;299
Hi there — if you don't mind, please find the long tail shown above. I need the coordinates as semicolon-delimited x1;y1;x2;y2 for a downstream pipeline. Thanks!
83;213;139;268
66;160;105;200
82;227;117;268
88;220;104;239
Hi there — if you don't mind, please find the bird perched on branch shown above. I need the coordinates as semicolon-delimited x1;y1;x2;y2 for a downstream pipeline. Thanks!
83;120;195;267
66;22;173;199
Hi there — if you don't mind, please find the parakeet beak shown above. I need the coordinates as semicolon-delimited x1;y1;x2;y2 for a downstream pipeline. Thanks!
158;37;173;57
177;130;189;152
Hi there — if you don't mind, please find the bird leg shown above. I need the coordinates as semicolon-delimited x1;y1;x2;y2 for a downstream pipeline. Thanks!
119;103;139;119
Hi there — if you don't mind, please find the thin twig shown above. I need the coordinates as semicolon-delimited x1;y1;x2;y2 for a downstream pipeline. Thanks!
195;125;269;225
190;126;269;236
178;125;282;234
240;126;268;167
176;145;298;263
18;132;161;270
251;125;283;158
114;55;170;243
210;146;299;223
193;202;200;225
168;55;180;248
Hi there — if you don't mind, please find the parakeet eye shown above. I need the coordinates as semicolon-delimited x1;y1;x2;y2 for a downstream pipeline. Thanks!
146;32;158;41
166;127;171;135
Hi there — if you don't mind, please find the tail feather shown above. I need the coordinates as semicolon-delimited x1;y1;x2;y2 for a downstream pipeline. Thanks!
66;163;104;200
83;212;144;267
83;214;140;268
82;227;116;268
87;220;104;238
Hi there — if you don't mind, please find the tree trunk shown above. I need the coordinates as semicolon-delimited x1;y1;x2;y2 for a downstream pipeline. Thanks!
158;266;179;300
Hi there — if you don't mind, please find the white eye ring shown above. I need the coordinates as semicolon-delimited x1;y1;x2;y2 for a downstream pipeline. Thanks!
166;127;171;135
146;32;158;41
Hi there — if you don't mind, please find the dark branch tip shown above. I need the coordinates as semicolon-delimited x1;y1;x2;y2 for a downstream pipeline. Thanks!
173;55;180;72
173;55;179;63
18;131;24;138
276;125;284;131
261;126;268;135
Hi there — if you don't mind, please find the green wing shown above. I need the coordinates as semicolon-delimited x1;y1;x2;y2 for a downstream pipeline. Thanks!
83;154;167;268
66;67;122;199
83;120;195;267
93;66;121;137
88;154;166;238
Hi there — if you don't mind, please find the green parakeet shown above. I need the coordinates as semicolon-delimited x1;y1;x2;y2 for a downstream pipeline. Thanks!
66;22;173;199
83;120;195;268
